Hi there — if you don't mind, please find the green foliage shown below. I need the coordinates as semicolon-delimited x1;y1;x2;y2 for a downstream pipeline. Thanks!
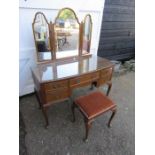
59;9;75;20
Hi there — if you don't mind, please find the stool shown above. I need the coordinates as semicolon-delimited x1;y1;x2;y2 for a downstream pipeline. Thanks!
71;91;117;142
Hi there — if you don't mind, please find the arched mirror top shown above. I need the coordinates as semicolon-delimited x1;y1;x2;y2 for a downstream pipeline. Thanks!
54;8;80;25
32;12;49;25
32;10;93;64
54;8;80;59
84;14;92;24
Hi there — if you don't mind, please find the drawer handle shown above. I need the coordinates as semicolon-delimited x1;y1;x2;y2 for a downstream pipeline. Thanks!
76;79;80;83
52;85;56;89
56;95;59;99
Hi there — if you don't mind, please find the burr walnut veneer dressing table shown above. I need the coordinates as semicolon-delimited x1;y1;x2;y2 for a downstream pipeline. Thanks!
31;8;114;127
31;55;114;127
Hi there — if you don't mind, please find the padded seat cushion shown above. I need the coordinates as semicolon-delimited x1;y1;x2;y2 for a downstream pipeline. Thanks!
75;91;116;119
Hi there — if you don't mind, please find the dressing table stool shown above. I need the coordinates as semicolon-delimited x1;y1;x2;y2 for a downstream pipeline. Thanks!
71;91;117;142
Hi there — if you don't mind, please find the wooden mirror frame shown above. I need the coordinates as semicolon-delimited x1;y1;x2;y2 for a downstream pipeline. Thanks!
32;9;93;64
53;7;82;60
32;12;54;64
82;14;93;56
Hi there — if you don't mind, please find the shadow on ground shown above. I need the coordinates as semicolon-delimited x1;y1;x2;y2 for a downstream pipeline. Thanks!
19;72;135;155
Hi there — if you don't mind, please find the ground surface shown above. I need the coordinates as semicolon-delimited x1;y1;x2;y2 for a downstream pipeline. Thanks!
20;72;135;155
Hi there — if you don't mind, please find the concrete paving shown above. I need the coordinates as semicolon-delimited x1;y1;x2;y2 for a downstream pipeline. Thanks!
20;72;135;155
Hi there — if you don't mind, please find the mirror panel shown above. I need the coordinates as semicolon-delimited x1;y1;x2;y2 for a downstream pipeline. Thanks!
55;8;80;59
82;14;92;55
33;12;52;62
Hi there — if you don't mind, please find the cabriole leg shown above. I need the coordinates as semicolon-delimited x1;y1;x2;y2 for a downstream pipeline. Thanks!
71;102;76;122
106;82;112;96
42;107;49;128
84;119;92;142
108;108;117;128
34;89;42;109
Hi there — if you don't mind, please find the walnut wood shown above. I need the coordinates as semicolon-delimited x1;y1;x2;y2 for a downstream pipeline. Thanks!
34;88;42;109
108;108;117;128
50;23;56;60
71;102;77;122
54;8;80;25
42;107;49;128
31;56;114;127
72;91;117;141
71;102;93;142
106;81;112;96
84;118;93;142
32;9;94;64
32;12;53;64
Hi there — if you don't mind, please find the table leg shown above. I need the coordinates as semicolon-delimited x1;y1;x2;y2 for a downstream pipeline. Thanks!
42;107;49;128
90;81;97;90
71;102;76;122
34;89;42;109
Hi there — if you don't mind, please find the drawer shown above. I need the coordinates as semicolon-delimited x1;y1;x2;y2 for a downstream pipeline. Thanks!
45;89;69;103
101;67;113;77
44;80;68;92
99;68;113;85
70;72;99;86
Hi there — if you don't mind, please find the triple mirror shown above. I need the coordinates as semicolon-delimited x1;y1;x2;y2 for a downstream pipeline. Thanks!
32;8;93;63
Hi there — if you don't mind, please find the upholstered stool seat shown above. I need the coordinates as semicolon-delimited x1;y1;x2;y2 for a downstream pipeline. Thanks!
71;91;117;142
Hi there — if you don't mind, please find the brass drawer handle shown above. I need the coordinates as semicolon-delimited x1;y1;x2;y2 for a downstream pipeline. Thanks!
56;95;60;99
76;79;80;83
52;85;56;89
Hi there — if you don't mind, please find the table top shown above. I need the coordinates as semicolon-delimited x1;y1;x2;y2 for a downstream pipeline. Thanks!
31;55;113;83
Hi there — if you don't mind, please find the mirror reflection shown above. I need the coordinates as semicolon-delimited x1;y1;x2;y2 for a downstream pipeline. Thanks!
55;8;80;59
82;15;92;54
33;12;52;61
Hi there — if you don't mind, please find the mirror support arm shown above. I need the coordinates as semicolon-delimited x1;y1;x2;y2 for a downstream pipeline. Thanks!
79;22;83;57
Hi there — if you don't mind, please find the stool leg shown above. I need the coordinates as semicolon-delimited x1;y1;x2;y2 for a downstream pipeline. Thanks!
106;82;112;96
108;109;117;128
71;102;76;122
84;119;92;142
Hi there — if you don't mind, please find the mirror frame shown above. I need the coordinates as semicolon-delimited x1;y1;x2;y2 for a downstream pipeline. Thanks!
32;12;53;63
32;9;93;64
54;7;80;25
82;14;93;56
54;7;81;60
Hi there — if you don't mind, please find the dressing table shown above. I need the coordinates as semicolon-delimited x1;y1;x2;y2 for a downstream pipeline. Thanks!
31;8;114;127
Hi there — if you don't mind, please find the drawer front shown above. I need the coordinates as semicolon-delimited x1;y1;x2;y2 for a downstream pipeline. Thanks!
100;68;113;84
44;80;68;92
45;89;69;103
101;67;113;77
70;72;99;86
